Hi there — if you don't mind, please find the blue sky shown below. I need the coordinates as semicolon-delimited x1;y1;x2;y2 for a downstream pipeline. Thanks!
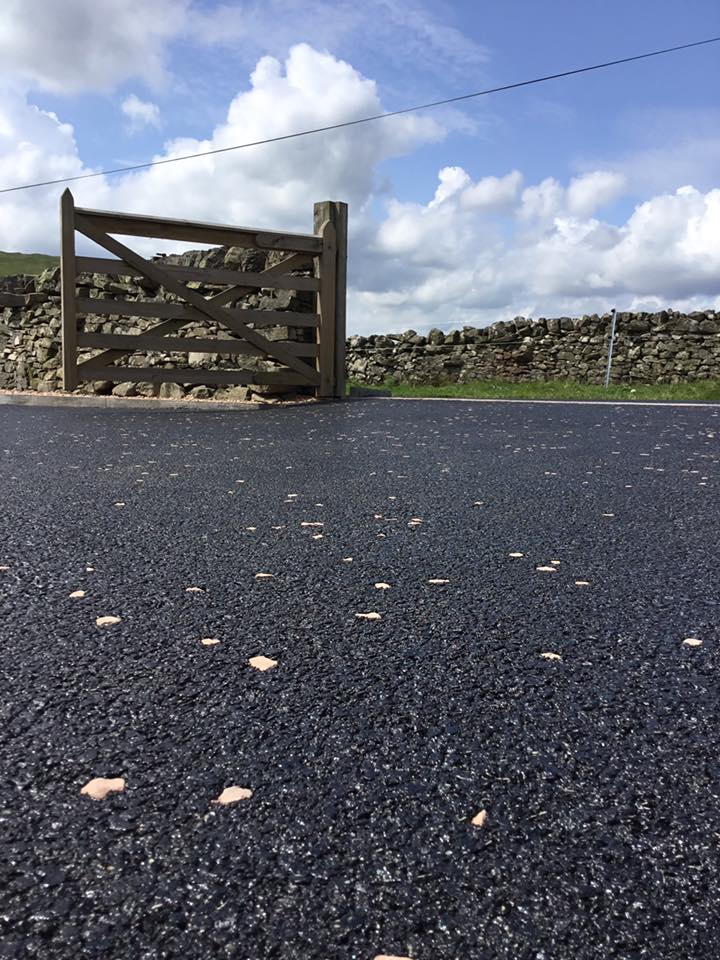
0;0;718;332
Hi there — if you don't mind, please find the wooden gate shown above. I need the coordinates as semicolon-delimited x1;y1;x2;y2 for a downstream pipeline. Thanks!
60;190;347;399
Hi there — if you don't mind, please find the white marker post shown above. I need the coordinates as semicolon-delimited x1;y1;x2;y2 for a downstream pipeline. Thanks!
604;308;618;388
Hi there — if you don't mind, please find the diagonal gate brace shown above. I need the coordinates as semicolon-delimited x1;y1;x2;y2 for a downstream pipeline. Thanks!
80;252;312;370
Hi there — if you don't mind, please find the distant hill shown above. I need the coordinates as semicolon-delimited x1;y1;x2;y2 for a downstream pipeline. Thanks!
0;251;60;276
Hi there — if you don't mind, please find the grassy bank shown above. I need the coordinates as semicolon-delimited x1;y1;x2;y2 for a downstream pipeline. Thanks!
349;379;720;402
0;251;59;276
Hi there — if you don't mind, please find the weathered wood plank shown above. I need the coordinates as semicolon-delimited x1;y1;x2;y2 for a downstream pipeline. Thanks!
333;204;348;400
315;201;348;399
77;332;318;357
315;220;337;399
75;364;308;387
60;189;78;391
75;256;319;291
74;207;322;254
76;297;319;327
328;201;348;399
74;215;320;385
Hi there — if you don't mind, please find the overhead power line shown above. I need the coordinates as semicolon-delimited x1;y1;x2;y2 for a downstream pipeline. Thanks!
1;35;719;196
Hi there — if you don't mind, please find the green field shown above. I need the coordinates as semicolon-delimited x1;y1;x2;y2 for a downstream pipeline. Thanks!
0;251;59;276
349;379;720;402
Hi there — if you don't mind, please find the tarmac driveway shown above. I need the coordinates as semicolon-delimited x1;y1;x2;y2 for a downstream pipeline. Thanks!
1;398;719;959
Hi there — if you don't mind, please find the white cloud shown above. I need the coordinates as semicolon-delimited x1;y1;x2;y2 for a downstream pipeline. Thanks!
517;171;624;224
518;177;566;224
0;90;107;250
0;44;442;251
105;44;443;235
374;170;523;275
0;44;718;335
605;186;720;299
462;170;523;210
361;169;720;332
0;0;187;93
429;166;471;207
566;170;625;218
121;94;161;131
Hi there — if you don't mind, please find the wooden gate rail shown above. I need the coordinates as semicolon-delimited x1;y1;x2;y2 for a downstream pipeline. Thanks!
74;257;321;290
76;333;318;357
74;299;319;327
71;207;324;254
60;191;348;398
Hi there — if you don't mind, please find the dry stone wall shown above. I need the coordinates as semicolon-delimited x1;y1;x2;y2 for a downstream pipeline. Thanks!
0;246;316;400
347;312;720;385
2;249;719;395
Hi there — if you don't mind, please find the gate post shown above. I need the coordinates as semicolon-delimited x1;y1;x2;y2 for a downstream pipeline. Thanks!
314;201;348;399
60;189;78;391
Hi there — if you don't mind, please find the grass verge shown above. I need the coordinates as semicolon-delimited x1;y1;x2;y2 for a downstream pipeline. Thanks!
348;379;720;402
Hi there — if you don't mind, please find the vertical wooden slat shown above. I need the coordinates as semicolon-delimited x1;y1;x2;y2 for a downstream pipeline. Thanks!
315;219;337;399
314;201;348;399
60;189;78;391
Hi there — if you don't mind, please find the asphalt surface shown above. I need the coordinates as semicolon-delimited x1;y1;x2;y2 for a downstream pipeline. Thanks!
1;398;719;960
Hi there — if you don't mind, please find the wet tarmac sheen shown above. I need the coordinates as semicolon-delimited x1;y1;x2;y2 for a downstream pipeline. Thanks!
1;400;718;959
